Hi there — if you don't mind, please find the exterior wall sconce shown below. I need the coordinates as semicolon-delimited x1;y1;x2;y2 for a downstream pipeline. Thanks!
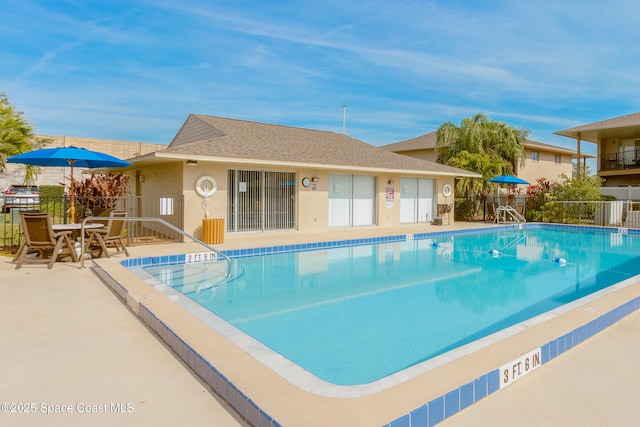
311;177;319;183
388;179;395;185
186;160;198;166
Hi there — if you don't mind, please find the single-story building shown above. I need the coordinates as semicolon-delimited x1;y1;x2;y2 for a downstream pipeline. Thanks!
127;114;480;239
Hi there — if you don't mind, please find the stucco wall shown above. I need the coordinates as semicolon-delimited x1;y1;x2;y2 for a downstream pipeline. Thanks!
180;167;448;235
378;175;399;227
398;150;439;163
297;170;329;232
133;161;458;239
519;149;572;184
136;162;184;230
182;163;228;237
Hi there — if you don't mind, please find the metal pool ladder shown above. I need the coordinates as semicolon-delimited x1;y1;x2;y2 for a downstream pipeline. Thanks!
495;206;526;223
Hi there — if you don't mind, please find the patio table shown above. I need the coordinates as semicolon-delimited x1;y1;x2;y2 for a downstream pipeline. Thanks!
53;223;104;233
53;223;105;259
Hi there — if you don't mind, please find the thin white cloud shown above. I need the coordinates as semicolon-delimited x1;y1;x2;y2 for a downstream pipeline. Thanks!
4;0;640;150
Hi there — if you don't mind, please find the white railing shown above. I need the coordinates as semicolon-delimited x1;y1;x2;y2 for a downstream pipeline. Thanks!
540;200;640;228
495;205;526;223
600;186;640;201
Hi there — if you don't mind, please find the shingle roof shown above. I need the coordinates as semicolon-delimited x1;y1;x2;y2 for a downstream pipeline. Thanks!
555;112;640;143
159;114;479;177
379;131;438;152
522;140;591;157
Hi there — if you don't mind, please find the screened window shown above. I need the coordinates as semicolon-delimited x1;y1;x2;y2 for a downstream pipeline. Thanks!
532;151;539;161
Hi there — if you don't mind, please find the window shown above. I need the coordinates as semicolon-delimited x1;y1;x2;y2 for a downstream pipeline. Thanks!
555;154;561;164
532;151;539;161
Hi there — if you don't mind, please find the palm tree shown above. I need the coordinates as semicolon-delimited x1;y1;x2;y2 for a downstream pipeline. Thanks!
0;93;48;183
436;113;528;196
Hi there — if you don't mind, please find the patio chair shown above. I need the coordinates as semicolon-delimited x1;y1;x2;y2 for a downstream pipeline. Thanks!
486;202;496;223
83;208;113;235
84;210;130;258
12;210;44;262
89;208;113;225
14;212;78;269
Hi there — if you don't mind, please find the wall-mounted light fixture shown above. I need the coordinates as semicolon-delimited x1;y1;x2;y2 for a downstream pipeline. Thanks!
311;177;319;183
186;160;198;166
388;179;395;185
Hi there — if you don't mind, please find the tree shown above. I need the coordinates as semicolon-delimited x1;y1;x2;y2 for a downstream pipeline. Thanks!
535;173;602;224
573;159;594;178
436;113;528;196
0;93;48;183
553;173;603;201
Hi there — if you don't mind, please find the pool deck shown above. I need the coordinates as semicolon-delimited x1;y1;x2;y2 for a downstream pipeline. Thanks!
2;222;640;426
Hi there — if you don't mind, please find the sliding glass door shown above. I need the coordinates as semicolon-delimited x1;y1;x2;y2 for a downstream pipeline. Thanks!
400;178;435;223
227;170;296;232
328;174;376;227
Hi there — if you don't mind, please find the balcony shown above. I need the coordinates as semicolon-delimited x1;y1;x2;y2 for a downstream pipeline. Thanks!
601;149;640;171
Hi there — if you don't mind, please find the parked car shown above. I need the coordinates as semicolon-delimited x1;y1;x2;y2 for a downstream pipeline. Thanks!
2;185;40;213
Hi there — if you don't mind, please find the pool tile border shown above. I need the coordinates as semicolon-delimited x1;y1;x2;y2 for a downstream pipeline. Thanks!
384;295;640;427
92;264;283;427
120;223;640;269
102;223;640;427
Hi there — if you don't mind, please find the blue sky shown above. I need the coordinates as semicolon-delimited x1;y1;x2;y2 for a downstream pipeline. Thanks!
3;0;639;156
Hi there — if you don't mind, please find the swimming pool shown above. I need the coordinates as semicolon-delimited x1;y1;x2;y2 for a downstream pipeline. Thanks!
131;225;640;388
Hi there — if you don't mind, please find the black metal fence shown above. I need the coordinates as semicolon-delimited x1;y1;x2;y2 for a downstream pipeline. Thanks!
1;195;184;253
602;149;640;171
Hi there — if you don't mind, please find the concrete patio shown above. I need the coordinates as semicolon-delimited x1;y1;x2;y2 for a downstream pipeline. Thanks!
2;225;639;426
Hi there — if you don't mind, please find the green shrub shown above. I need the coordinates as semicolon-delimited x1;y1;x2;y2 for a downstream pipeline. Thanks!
39;185;65;198
454;198;475;221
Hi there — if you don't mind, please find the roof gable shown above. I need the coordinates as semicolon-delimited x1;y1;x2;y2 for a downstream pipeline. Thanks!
170;114;226;147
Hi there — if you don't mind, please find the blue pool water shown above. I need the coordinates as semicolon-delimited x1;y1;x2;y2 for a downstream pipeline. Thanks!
140;226;640;386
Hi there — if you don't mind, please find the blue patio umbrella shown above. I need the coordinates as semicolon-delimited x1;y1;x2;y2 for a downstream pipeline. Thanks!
7;146;131;222
488;175;529;185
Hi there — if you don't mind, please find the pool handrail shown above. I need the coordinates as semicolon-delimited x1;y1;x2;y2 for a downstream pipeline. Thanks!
79;216;231;276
